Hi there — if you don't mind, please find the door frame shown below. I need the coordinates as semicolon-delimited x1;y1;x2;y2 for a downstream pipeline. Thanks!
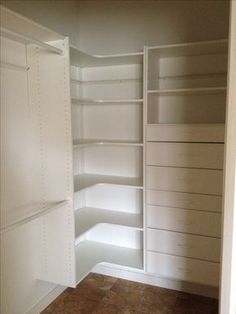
220;1;236;314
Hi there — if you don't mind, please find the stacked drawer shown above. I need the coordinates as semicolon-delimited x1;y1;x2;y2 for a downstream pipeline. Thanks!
146;141;224;287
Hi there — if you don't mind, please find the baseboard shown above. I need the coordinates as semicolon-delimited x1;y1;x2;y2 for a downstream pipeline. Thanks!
26;285;66;314
93;263;219;299
25;263;218;313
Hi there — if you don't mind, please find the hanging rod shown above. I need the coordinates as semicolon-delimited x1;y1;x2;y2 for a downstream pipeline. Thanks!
0;200;69;234
0;27;63;55
1;61;29;72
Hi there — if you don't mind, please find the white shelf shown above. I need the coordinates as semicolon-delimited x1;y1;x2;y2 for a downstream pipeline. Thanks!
74;173;143;192
70;45;143;67
74;207;143;240
71;78;142;85
0;6;64;43
148;39;228;57
72;98;143;104
0;27;63;55
76;240;143;283
148;86;226;96
73;139;143;148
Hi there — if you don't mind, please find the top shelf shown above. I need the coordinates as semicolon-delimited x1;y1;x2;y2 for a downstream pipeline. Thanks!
0;6;63;43
70;45;143;67
0;27;63;55
148;39;228;58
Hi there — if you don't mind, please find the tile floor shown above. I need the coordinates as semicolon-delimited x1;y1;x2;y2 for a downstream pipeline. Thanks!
41;273;218;314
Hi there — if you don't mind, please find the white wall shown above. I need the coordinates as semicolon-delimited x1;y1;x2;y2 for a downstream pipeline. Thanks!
76;0;230;54
2;0;229;54
1;0;80;46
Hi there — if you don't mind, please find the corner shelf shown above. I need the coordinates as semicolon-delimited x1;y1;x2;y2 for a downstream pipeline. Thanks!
74;207;143;241
73;139;144;148
75;240;143;283
71;98;143;104
148;86;226;96
71;78;142;85
70;45;143;67
74;174;143;192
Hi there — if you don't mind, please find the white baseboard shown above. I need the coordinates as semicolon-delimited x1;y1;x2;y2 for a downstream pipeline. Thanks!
26;285;66;314
26;263;218;313
93;263;219;299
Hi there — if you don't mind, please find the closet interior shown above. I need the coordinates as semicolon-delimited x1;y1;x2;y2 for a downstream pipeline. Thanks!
0;3;231;313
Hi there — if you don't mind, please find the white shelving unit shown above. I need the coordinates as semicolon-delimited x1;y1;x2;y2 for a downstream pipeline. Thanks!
144;39;228;288
0;6;75;313
70;45;144;282
1;4;234;313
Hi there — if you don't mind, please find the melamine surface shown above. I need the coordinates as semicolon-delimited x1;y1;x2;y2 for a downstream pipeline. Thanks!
146;142;224;169
147;251;220;287
147;205;221;238
146;166;223;195
147;229;221;262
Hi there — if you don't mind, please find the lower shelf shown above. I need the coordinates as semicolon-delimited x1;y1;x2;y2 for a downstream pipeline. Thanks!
74;207;143;240
76;241;143;283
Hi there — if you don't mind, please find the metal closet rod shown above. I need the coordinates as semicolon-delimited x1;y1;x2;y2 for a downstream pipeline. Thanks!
0;27;63;55
1;61;29;71
0;200;69;234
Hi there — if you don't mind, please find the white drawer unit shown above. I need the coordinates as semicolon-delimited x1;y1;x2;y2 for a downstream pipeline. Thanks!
146;190;222;212
146;124;225;143
146;142;224;169
147;205;221;237
146;166;223;195
147;229;221;262
147;251;220;287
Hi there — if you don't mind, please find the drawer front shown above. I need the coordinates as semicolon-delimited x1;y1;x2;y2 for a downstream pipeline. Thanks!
146;166;223;195
146;142;224;169
147;205;221;237
147;229;221;262
147;251;219;287
146;124;225;143
146;190;222;213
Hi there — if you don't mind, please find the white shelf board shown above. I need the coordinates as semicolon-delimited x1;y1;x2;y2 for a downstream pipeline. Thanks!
70;45;143;67
73;139;144;148
148;86;226;96
74;174;143;192
0;200;69;233
148;39;228;57
0;27;63;55
71;98;143;104
0;6;64;43
74;207;143;240
76;240;143;283
71;78;142;85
